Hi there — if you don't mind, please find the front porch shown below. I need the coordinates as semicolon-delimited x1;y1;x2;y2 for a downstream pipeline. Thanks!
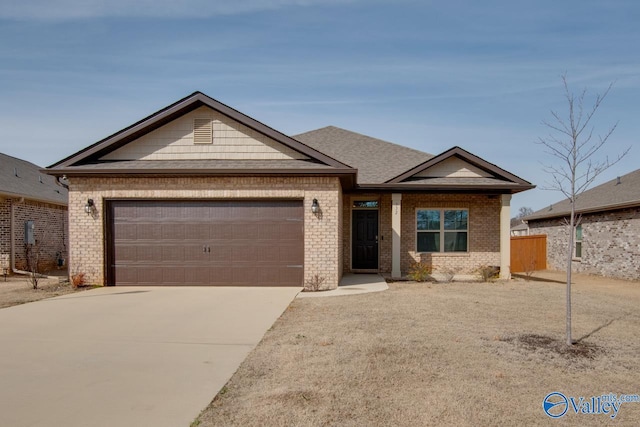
342;193;512;279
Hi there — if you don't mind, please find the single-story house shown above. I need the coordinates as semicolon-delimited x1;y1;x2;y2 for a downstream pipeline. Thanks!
45;92;533;288
525;169;640;281
511;221;529;236
1;153;68;275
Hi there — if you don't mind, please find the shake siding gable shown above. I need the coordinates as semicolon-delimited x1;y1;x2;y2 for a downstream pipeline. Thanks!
101;106;308;161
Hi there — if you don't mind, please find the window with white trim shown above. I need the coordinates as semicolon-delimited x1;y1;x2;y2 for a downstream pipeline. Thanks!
416;209;468;252
574;225;582;259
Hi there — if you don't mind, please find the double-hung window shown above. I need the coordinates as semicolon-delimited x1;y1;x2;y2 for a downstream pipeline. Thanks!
574;225;583;259
416;209;468;252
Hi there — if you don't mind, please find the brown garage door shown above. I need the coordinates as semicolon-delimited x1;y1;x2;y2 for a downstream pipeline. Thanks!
107;200;304;286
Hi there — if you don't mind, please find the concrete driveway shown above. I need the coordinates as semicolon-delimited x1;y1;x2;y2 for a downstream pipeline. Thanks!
0;286;300;427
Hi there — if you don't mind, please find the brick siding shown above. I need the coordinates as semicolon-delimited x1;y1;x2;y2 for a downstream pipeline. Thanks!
68;176;342;289
528;207;640;281
0;198;68;272
342;193;501;275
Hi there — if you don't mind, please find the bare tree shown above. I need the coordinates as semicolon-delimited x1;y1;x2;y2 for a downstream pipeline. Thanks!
538;75;630;345
517;206;534;218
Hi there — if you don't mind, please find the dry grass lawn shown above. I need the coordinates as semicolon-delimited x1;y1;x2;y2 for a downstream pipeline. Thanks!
0;275;88;309
196;272;640;426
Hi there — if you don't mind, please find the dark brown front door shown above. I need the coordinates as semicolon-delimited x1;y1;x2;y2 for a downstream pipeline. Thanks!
107;200;304;286
352;210;378;270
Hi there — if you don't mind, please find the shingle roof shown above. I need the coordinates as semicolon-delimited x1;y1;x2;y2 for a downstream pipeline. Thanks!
0;153;67;205
294;126;433;184
525;169;640;221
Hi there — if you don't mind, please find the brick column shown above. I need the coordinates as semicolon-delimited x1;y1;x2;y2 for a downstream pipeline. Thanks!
500;194;512;279
392;193;402;278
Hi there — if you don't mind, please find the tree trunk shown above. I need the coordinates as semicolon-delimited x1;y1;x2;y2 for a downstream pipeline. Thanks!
566;206;575;346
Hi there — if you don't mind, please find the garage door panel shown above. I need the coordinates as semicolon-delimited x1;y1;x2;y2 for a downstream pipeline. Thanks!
208;244;232;262
210;224;233;240
184;267;210;284
135;223;162;240
114;245;137;263
114;223;137;240
162;246;185;262
184;223;208;240
136;245;163;262
109;200;304;286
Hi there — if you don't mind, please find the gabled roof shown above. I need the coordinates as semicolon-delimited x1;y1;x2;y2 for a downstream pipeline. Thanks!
47;92;354;173
0;153;67;205
525;169;640;221
378;146;534;193
294;126;433;184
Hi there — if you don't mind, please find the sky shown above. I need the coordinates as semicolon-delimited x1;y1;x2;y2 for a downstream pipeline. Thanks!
1;0;638;215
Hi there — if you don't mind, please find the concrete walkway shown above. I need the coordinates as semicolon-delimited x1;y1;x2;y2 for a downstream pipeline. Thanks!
0;286;300;427
297;273;388;298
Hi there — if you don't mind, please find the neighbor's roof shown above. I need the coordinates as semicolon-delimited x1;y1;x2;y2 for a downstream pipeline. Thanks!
294;126;433;184
525;169;640;221
0;153;67;205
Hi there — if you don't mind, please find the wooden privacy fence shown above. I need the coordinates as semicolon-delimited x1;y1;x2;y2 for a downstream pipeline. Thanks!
510;234;547;273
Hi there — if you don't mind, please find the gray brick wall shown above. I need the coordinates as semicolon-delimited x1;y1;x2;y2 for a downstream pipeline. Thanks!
528;207;640;281
0;198;68;272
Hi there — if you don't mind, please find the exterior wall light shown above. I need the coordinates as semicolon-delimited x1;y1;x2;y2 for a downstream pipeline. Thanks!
311;198;319;214
84;199;95;215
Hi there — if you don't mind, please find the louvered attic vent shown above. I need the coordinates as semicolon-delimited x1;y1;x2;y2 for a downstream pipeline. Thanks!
193;118;213;144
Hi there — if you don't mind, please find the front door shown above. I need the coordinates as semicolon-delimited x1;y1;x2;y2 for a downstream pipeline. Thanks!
352;210;379;269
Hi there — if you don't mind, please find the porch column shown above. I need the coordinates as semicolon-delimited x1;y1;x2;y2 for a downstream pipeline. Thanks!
500;194;512;279
392;193;402;278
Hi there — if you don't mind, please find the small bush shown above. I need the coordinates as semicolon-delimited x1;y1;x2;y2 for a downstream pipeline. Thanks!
476;265;499;282
408;261;433;282
71;272;86;288
304;274;326;292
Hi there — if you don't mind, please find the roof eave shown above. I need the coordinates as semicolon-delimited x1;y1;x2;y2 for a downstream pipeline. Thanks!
355;183;535;194
526;199;640;222
0;190;68;206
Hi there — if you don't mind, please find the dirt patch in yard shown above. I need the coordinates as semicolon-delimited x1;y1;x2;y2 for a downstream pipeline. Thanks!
0;275;91;309
196;272;640;426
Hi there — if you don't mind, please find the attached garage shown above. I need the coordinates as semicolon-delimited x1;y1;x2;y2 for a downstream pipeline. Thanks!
106;200;304;286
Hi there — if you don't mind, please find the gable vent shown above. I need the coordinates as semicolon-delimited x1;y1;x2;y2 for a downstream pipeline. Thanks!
193;118;213;144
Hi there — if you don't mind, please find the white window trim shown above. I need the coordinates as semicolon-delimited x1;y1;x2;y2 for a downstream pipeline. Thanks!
415;208;469;253
573;224;583;261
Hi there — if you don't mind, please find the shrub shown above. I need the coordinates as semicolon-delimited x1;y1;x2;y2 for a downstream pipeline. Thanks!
71;271;86;288
408;261;433;282
476;265;500;282
304;274;326;292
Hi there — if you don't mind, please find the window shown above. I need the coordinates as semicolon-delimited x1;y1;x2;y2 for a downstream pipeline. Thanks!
352;200;378;209
574;225;582;259
417;209;468;252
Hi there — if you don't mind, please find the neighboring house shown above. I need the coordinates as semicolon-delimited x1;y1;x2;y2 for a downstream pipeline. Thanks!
510;221;529;236
0;153;68;274
525;169;640;281
45;92;533;288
